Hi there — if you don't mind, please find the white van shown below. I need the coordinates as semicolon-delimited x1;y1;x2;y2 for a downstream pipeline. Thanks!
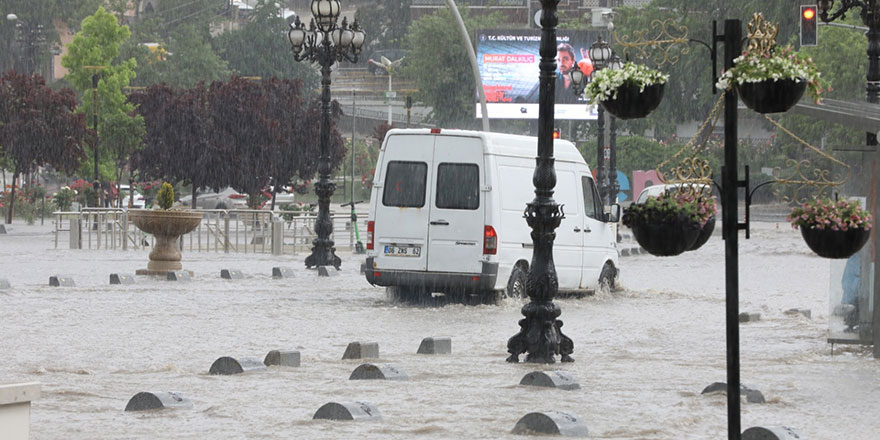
363;129;620;301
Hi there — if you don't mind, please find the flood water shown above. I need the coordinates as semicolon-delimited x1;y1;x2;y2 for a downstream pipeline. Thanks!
2;221;879;439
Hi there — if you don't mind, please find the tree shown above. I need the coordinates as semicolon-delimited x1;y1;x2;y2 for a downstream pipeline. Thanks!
401;7;504;128
62;6;142;196
146;24;230;88
212;1;318;92
0;71;87;223
357;0;412;52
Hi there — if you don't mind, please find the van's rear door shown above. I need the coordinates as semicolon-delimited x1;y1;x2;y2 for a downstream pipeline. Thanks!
372;134;433;272
426;135;485;274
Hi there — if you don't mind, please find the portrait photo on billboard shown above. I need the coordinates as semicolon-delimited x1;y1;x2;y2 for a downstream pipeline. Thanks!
475;28;602;120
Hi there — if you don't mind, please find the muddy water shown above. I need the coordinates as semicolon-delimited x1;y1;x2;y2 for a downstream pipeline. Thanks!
1;222;878;439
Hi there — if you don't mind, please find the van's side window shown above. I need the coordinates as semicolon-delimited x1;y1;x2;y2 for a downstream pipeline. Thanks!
581;176;601;220
383;161;427;207
436;163;479;210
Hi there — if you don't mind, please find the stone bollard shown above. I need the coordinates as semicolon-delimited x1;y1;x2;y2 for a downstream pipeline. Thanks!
742;426;802;440
124;391;192;411
739;312;761;323
417;337;452;355
520;371;581;391
511;411;589;437
342;341;379;360
701;382;765;403
271;218;284;256
785;308;811;319
316;266;339;277
49;276;75;287
167;271;192;282
209;356;267;375
313;401;382;421
220;269;244;280
349;363;408;381
263;350;301;367
0;279;10;289
272;267;295;279
0;224;8;234
110;274;135;285
69;218;81;249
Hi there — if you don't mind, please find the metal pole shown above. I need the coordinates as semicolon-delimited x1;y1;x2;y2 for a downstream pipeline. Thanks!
445;0;490;131
387;74;392;125
506;0;572;364
608;114;618;204
721;18;742;440
865;7;880;359
304;32;342;271
596;105;606;202
92;73;100;208
352;91;357;203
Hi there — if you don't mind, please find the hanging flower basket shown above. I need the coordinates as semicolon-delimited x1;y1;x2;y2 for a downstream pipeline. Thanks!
600;83;665;120
688;216;716;251
789;198;873;259
800;226;871;259
737;78;806;114
629;216;701;256
623;190;716;257
584;62;669;121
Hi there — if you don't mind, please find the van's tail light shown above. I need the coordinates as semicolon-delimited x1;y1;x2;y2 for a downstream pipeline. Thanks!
483;225;497;255
228;194;247;199
366;221;375;250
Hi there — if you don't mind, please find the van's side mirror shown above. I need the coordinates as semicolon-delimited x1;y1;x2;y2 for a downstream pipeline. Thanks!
605;204;621;223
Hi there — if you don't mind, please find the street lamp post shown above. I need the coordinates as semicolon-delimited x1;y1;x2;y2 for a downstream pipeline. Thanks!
288;0;365;273
6;13;46;76
570;38;622;205
506;0;573;364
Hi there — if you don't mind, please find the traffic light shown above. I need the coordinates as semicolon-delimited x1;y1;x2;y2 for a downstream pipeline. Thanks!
553;128;561;139
801;5;818;47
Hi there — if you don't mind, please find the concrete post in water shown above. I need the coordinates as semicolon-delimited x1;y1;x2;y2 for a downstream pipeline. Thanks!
313;401;381;421
742;426;802;440
69;218;81;249
342;341;379;360
417;337;452;354
0;279;11;289
272;217;284;255
520;371;581;390
511;411;589;437
124;391;192;411
220;269;244;280
349;363;408;381
49;276;75;287
272;267;296;279
167;271;192;282
209;356;267;375
109;274;135;285
264;350;301;367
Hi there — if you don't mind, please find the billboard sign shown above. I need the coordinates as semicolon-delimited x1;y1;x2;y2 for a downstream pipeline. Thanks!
475;29;603;120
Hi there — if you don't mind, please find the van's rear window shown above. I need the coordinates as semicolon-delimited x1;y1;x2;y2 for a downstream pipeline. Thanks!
383;161;427;207
436;163;479;210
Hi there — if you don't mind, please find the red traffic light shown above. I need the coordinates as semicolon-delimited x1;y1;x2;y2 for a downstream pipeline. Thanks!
552;129;561;139
803;7;815;20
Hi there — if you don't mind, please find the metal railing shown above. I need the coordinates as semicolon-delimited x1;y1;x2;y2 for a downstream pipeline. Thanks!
54;208;369;255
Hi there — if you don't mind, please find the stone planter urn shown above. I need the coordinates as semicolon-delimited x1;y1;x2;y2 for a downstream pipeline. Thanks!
128;210;203;275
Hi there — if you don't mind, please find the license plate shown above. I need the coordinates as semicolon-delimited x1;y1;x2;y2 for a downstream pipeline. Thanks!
384;245;421;257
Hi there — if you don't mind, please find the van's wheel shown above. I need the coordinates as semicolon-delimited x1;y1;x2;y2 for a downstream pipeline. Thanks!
215;202;227;210
598;263;616;292
506;266;528;298
386;286;426;304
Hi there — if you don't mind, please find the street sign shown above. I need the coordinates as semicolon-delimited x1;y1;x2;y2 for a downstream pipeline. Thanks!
385;91;397;98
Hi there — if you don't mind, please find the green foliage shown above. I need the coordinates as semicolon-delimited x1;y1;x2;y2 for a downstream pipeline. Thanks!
52;186;77;211
156;181;174;210
148;25;230;88
357;0;413;51
401;7;504;128
212;2;318;92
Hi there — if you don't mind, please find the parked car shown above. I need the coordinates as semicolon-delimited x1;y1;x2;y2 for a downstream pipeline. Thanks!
261;186;296;210
179;187;248;210
117;184;145;209
367;48;407;75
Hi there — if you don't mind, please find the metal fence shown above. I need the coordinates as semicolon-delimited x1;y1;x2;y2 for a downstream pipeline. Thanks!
54;208;369;255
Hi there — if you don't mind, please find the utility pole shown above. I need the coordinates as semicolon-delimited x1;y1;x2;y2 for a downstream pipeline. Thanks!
84;66;106;207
